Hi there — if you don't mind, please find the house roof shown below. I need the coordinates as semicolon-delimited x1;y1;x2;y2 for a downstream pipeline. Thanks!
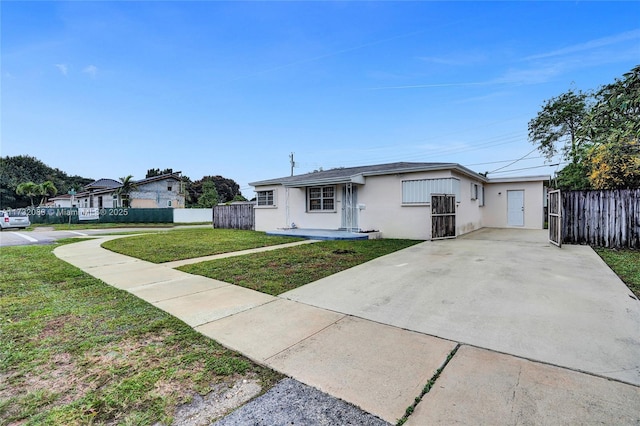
49;194;72;200
85;178;122;190
134;172;182;186
249;162;489;188
77;172;183;197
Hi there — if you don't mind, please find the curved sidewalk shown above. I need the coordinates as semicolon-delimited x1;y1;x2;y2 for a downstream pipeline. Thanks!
54;236;640;425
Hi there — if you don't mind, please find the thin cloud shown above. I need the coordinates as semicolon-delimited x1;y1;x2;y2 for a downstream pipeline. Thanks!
523;29;640;61
55;64;68;76
83;65;98;78
228;29;426;83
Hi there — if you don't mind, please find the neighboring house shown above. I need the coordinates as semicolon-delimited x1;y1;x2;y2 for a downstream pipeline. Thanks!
249;162;548;240
48;194;79;208
75;172;185;209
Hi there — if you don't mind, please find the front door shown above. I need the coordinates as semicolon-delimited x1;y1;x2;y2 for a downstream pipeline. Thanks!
507;190;524;226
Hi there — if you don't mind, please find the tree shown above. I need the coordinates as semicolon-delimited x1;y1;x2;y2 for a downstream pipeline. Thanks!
582;65;640;189
529;66;640;190
38;181;58;205
528;89;589;163
16;182;41;206
115;175;139;208
185;175;244;207
555;162;591;191
197;180;219;208
587;140;640;189
0;155;92;208
231;194;248;202
145;168;174;178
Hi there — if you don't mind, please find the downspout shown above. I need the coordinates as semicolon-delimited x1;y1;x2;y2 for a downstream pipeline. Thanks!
285;187;290;228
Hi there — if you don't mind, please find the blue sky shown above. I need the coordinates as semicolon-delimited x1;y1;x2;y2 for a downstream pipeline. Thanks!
2;1;639;196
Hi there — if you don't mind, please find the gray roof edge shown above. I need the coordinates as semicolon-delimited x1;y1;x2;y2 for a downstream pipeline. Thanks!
249;162;488;187
361;163;489;182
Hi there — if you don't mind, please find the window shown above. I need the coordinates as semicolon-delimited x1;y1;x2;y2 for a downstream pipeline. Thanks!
257;190;275;206
308;186;335;211
402;178;460;204
167;200;172;207
471;183;485;206
167;184;173;191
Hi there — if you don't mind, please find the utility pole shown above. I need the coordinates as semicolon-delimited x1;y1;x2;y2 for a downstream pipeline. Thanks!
289;152;295;176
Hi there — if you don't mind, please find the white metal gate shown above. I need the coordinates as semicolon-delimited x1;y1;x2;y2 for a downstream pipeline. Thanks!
548;189;562;247
341;184;359;231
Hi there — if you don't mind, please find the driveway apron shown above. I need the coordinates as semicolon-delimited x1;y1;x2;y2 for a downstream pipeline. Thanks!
284;228;640;387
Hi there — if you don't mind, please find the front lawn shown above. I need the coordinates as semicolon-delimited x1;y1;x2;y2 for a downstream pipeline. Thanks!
0;242;282;425
102;229;304;263
179;239;422;295
595;248;640;298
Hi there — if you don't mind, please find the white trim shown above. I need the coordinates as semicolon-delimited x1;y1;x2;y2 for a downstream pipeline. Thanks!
488;175;549;183
256;189;276;207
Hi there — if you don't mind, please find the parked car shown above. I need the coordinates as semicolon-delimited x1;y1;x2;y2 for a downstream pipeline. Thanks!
0;210;31;230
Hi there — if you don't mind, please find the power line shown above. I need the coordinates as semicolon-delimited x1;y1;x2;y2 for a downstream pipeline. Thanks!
489;163;560;174
487;147;539;174
464;155;545;167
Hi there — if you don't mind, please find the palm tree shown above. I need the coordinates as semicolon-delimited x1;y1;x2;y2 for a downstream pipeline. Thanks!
38;181;58;205
16;182;41;207
115;175;138;208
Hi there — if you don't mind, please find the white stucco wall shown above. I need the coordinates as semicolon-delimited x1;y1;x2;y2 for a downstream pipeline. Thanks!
357;171;484;239
357;173;432;240
173;208;212;223
483;181;545;229
254;186;344;231
453;173;484;236
253;172;546;238
254;186;288;231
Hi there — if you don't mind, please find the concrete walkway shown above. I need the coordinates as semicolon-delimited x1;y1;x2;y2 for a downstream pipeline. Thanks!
54;233;640;424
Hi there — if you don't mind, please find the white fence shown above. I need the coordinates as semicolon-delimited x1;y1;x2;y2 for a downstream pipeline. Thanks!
173;208;212;223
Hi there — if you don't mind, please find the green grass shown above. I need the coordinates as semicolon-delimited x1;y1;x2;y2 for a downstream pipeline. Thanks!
102;228;304;263
0;242;282;425
179;239;422;296
595;248;640;298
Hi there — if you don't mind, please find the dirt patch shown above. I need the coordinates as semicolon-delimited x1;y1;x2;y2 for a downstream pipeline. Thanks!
169;378;262;426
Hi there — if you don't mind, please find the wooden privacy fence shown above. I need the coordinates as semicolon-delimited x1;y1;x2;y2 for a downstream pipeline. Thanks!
562;189;640;249
213;204;255;230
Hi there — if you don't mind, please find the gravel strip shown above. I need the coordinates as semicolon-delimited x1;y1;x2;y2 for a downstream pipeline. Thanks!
213;378;391;426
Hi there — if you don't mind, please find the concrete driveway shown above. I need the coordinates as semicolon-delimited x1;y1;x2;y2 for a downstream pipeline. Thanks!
283;228;640;386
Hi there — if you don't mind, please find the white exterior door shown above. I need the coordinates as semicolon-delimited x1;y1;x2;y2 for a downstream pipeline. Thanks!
507;190;524;226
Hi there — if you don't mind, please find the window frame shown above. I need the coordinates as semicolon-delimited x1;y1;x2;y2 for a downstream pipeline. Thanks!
401;178;461;205
307;185;336;212
256;189;276;207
